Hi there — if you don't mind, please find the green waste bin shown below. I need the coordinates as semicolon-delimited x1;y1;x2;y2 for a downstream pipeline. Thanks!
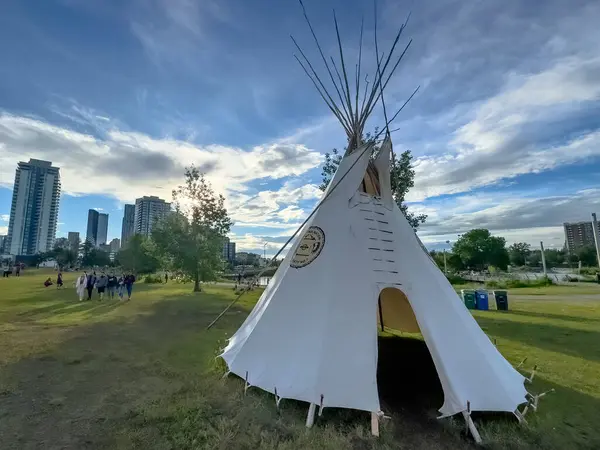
494;290;509;310
461;289;476;310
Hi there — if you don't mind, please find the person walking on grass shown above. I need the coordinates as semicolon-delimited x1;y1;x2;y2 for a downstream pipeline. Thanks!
56;272;64;289
96;273;108;301
107;272;118;299
117;274;125;300
86;271;96;300
124;273;136;300
164;271;169;284
75;272;87;302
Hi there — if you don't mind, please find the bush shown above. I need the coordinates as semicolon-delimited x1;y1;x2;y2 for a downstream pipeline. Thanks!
446;274;467;285
485;276;553;289
144;274;163;284
580;267;599;276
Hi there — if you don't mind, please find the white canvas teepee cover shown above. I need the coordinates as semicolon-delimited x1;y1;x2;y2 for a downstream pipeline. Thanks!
221;138;527;417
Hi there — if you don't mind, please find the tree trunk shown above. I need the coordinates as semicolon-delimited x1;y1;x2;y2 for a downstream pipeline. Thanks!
193;270;201;292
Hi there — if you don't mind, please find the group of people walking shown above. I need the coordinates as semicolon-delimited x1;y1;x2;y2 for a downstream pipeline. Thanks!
75;271;136;302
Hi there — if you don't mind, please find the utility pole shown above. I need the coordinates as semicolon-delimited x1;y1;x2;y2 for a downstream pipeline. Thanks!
443;240;450;274
592;213;600;268
540;241;547;277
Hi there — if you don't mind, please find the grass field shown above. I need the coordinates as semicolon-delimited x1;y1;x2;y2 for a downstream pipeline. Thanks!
0;270;598;449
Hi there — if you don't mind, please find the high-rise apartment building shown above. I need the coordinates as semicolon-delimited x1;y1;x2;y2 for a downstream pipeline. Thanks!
222;237;236;263
134;196;171;236
86;209;109;247
121;204;135;247
109;238;121;252
67;231;80;253
6;159;61;255
564;220;600;253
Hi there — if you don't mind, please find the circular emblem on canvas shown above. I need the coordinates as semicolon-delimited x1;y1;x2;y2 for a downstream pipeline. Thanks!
291;226;325;268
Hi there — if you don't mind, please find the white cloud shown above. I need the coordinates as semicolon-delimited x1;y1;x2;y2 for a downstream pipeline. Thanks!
0;214;9;222
227;181;321;228
0;113;322;209
407;56;600;201
417;189;600;249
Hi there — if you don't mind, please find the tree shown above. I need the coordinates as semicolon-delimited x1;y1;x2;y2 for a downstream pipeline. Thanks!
508;242;531;267
452;229;509;270
115;234;160;274
544;248;565;268
54;248;77;269
53;237;70;250
575;246;598;267
80;240;94;266
80;240;111;268
429;250;445;269
152;166;232;292
527;250;542;267
319;132;426;230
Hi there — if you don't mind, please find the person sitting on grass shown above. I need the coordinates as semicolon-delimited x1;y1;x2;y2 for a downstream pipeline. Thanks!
56;272;64;289
44;277;53;287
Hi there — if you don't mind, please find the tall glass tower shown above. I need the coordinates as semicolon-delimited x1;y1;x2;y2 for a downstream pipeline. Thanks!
6;159;61;255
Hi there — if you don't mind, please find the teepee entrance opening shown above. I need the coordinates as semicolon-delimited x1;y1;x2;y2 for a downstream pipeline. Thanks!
376;288;444;415
377;287;421;334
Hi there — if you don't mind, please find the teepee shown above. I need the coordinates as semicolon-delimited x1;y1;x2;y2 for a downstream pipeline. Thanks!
219;1;527;440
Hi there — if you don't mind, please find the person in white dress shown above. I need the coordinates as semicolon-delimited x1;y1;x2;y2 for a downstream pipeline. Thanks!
75;272;88;302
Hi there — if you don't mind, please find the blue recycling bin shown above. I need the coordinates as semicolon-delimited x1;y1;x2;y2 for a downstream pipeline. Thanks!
475;290;489;310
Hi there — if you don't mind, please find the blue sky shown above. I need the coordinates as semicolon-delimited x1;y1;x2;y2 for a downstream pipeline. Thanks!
1;0;600;254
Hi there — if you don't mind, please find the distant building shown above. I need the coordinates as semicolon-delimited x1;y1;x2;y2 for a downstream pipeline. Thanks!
134;196;171;237
109;238;121;252
0;235;6;254
564;220;600;253
6;159;61;255
68;231;80;253
121;204;135;247
86;210;109;247
97;213;108;246
222;237;236;263
99;244;111;253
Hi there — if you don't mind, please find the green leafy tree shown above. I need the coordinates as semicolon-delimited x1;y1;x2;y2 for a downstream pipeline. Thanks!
55;248;77;269
80;240;94;266
53;237;70;250
452;229;509;270
319;132;426;230
508;242;531;267
115;234;160;274
80;240;111;268
544;248;565;268
152;167;232;292
575;246;598;267
527;250;542;267
429;250;445;269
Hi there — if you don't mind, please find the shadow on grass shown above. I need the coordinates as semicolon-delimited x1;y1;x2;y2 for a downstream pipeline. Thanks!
476;316;600;363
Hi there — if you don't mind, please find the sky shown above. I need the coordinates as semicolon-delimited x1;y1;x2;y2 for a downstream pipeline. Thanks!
1;0;600;255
